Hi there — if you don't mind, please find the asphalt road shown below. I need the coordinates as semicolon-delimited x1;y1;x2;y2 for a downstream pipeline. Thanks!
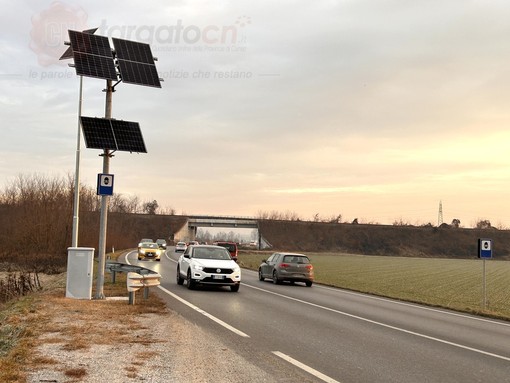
123;248;510;383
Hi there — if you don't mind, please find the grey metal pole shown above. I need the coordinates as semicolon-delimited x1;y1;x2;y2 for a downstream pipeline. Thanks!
71;76;84;247
482;259;487;310
95;79;113;299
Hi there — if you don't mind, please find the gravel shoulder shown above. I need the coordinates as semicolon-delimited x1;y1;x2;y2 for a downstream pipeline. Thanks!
20;274;278;383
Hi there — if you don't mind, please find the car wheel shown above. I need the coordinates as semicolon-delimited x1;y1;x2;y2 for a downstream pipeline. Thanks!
186;270;195;290
176;266;184;285
272;271;281;285
230;284;240;292
305;281;313;287
156;258;161;262
258;269;264;281
138;257;142;260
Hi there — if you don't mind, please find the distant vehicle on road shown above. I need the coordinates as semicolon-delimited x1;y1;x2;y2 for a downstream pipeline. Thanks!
176;245;241;292
138;238;153;248
137;242;162;261
175;242;187;252
259;252;314;287
156;239;167;249
213;241;238;262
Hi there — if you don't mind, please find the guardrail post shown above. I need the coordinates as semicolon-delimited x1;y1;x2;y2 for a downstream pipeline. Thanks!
129;291;136;305
127;272;144;305
143;287;149;299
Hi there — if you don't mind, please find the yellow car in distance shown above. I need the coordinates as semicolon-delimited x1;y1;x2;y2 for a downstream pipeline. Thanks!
137;242;162;261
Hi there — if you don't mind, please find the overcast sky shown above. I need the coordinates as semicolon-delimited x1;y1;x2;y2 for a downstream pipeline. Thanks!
2;0;510;227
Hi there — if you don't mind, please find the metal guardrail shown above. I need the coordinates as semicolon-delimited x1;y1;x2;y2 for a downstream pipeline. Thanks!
105;261;154;282
105;261;161;304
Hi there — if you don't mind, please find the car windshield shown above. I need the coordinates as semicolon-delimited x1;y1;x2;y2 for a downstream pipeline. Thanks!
144;243;158;249
218;243;236;251
283;255;310;264
193;247;231;260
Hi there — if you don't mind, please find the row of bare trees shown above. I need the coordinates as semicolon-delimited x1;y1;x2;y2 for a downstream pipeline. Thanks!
0;174;173;272
257;210;344;223
256;209;499;229
0;174;173;215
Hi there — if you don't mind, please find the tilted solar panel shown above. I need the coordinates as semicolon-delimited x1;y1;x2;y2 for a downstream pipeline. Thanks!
68;30;117;81
72;52;118;81
80;116;117;150
112;37;161;88
80;116;147;153
116;59;161;88
112;38;154;64
69;30;112;56
111;120;147;153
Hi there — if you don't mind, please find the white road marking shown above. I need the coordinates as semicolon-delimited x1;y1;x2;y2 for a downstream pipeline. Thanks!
125;251;248;337
272;351;341;383
315;284;510;328
243;268;510;328
244;283;510;362
157;285;250;338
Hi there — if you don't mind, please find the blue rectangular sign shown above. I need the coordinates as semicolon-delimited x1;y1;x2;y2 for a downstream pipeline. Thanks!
97;173;114;196
478;238;492;259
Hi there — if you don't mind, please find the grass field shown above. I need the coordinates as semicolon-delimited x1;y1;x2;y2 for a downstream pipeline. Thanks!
238;251;510;320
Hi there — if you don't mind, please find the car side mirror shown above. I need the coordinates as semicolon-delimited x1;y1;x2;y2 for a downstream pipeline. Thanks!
184;254;190;259
262;259;267;263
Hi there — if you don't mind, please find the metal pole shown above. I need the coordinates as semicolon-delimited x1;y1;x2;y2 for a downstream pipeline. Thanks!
95;79;113;299
482;259;487;310
71;76;84;247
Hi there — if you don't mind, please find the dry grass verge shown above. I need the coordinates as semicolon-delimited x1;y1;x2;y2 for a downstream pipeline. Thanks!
0;272;168;383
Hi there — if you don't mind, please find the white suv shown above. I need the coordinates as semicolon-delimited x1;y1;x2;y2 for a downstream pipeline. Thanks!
176;245;241;292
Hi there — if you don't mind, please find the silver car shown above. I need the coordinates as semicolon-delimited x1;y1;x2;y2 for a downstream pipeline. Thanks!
175;241;187;252
259;252;314;287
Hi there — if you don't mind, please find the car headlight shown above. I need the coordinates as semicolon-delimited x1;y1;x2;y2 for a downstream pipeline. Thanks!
140;249;145;254
156;250;162;256
192;264;203;271
233;265;240;273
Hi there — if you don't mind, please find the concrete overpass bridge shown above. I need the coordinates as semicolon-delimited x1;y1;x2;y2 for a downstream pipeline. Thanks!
174;215;258;241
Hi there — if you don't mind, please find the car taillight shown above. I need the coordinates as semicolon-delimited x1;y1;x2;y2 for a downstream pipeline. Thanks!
306;265;313;270
279;263;290;268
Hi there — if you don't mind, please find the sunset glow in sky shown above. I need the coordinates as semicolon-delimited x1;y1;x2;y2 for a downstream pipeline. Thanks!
2;1;510;227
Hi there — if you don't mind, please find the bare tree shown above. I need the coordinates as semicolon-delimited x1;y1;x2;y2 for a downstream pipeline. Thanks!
476;219;491;229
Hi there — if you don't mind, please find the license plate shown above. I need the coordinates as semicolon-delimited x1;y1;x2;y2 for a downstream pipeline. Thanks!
213;275;224;279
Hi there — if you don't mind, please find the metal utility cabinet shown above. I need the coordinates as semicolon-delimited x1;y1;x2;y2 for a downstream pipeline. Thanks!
66;247;95;299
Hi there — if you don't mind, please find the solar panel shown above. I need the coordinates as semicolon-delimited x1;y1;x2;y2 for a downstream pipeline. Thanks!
116;60;161;88
112;37;161;88
80;117;117;150
112;38;154;64
68;30;117;81
80;116;147;153
111;120;147;153
60;28;98;60
72;52;118;81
